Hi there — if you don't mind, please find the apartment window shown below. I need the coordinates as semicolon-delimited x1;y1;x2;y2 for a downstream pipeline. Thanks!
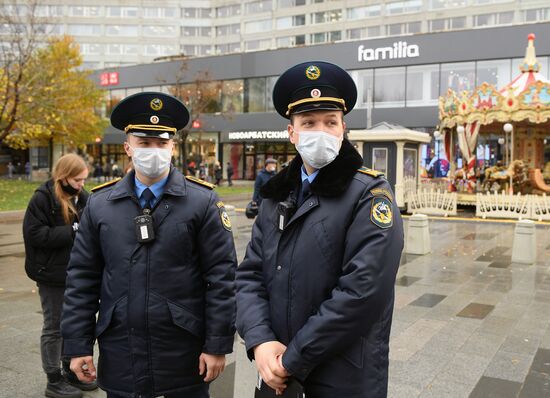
215;43;241;54
183;27;198;36
244;19;271;33
107;44;122;55
37;24;63;35
474;13;494;27
367;26;381;37
330;31;342;42
347;5;381;19
429;0;466;9
245;78;266;112
295;35;306;45
313;9;342;24
408;21;421;33
441;62;475;93
142;26;177;37
182;45;197;56
123;45;139;55
311;32;326;44
347;28;365;40
406;64;439;106
216;24;240;36
245;39;271;51
106;7;138;17
498;11;514;24
246;0;272;14
67;24;101;36
278;0;305;6
216;4;241;17
144;45;161;55
81;43;103;55
106;25;138;36
160;45;177;56
276;35;305;47
451;17;466;29
144;7;177;18
201;27;212;37
386;0;422;15
524;8;550;22
430;18;446;31
387;23;403;36
68;6;101;17
476;59;511;87
35;5;63;17
200;46;212;56
374;67;406;108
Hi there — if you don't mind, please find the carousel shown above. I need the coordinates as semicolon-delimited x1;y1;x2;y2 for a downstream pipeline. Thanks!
438;33;550;206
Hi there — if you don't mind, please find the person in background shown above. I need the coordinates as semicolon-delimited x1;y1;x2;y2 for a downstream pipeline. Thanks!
252;158;277;206
25;161;32;180
23;153;94;398
7;161;15;179
214;162;223;186
226;162;234;186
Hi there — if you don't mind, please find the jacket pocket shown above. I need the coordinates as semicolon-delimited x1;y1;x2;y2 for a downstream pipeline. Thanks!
95;296;126;338
311;220;335;263
167;301;204;338
341;337;364;369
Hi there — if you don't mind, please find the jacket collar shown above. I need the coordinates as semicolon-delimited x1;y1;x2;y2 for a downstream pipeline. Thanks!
108;168;187;201
260;138;363;202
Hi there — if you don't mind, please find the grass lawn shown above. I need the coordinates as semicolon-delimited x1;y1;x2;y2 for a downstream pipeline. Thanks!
0;178;252;212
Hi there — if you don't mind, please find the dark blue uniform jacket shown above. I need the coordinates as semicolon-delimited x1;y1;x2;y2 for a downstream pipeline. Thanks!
236;139;403;398
252;168;276;205
61;169;237;398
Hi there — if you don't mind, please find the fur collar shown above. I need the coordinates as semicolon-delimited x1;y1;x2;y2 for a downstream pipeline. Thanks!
261;138;363;201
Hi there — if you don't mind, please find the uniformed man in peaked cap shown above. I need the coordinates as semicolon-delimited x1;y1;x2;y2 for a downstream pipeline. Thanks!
236;61;404;397
61;92;237;398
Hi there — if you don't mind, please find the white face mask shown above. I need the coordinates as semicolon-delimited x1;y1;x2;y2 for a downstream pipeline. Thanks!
295;130;342;169
130;146;172;178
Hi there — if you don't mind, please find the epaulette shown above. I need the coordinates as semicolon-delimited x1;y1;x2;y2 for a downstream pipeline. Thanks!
185;175;215;190
91;178;121;192
357;167;384;178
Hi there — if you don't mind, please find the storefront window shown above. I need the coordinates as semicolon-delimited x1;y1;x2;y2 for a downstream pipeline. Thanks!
266;76;278;112
406;64;439;107
246;77;267;112
403;148;417;179
107;89;125;116
476;59;511;88
374;67;405;108
172;81;223;114
372;148;388;174
352;69;373;108
512;56;549;78
440;62;475;94
222;80;244;113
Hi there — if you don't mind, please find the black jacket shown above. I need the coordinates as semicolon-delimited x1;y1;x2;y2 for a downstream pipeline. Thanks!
61;169;237;397
23;180;88;286
236;140;404;397
252;169;276;204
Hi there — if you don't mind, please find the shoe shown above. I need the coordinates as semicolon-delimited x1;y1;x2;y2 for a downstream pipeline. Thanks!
45;379;83;398
63;369;98;391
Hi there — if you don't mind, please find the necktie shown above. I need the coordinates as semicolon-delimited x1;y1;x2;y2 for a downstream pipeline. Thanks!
141;188;155;210
298;179;311;207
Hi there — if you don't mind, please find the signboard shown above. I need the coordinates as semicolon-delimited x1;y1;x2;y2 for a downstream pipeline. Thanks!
100;72;120;86
221;130;289;142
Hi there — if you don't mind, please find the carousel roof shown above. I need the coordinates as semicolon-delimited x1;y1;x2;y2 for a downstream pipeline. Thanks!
439;33;550;128
500;34;550;97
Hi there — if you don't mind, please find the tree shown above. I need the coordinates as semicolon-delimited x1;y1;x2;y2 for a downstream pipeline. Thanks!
0;2;106;156
158;60;231;175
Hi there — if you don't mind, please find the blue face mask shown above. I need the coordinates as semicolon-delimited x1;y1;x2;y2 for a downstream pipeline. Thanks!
295;131;342;169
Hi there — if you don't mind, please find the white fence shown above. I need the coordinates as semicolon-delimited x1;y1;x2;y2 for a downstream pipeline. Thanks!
476;192;550;220
407;189;458;217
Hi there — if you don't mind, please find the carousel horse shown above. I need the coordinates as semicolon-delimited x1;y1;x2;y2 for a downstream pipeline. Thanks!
480;163;508;192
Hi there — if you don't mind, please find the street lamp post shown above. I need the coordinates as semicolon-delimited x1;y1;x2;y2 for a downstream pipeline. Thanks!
503;123;514;193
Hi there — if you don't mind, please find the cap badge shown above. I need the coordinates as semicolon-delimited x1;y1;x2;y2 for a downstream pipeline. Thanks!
150;115;159;124
305;65;321;80
150;98;163;111
310;88;321;98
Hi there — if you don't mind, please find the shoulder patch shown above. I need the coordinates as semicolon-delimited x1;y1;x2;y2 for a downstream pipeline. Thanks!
185;175;215;190
91;178;121;193
371;196;393;229
358;167;384;178
216;201;232;231
370;187;393;202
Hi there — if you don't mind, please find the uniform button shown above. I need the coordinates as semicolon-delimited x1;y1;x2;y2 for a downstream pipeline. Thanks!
165;204;169;209
308;201;314;207
131;259;137;264
276;265;282;271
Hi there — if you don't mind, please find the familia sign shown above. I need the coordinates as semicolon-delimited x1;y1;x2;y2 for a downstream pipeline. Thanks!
357;41;420;62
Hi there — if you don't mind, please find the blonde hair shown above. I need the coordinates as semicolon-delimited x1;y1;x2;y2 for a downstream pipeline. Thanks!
52;154;87;224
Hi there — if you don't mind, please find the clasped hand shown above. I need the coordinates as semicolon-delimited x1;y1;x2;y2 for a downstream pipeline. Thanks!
254;341;290;395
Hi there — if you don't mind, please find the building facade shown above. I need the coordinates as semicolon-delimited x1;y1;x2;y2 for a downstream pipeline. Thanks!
3;1;550;69
92;22;550;180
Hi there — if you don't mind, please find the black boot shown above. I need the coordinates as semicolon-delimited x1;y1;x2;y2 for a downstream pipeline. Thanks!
45;371;82;398
62;360;98;391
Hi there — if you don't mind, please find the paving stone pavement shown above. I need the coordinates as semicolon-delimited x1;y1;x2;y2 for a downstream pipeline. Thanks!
0;206;549;397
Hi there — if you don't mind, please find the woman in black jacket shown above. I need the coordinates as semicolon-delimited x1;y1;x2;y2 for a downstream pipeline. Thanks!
23;154;94;398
